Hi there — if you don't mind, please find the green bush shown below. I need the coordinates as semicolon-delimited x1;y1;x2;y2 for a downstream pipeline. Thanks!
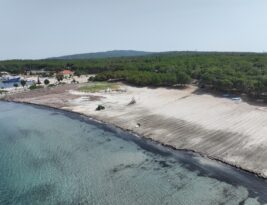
96;105;105;111
44;79;50;85
29;84;43;90
20;80;26;87
0;90;7;94
29;84;37;90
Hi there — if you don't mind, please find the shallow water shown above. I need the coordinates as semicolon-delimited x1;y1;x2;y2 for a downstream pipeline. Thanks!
0;102;266;205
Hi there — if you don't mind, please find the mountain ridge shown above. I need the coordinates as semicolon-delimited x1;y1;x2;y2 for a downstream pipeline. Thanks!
49;50;155;60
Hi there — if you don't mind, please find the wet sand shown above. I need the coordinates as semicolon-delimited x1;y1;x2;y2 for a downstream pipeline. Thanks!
3;83;267;178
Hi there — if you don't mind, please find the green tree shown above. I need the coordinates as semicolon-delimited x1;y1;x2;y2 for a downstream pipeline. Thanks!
75;70;82;77
176;71;191;86
44;79;50;85
56;73;63;82
20;79;26;87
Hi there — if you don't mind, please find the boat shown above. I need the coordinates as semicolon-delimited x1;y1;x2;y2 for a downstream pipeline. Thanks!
1;76;21;83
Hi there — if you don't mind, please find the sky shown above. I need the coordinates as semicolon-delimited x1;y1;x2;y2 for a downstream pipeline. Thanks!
1;0;267;60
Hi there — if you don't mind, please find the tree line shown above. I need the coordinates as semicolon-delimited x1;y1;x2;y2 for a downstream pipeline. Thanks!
1;52;267;98
93;70;191;86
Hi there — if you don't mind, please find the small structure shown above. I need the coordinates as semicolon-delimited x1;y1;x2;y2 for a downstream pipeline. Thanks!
0;71;10;76
60;70;74;78
96;105;105;111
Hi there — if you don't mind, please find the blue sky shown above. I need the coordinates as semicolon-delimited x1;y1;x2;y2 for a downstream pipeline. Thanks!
1;0;267;59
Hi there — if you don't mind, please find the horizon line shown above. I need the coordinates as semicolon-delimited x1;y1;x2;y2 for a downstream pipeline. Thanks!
1;49;267;61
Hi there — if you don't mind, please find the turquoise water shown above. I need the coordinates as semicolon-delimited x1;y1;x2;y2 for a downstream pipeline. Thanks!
0;102;266;205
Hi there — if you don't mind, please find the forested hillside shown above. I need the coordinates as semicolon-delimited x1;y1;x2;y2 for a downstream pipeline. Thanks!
49;50;154;60
1;52;267;98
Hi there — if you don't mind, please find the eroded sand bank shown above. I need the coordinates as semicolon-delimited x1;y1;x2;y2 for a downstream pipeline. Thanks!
3;83;267;178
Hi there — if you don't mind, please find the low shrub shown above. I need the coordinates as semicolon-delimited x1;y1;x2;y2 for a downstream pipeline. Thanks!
29;84;43;90
96;105;105;111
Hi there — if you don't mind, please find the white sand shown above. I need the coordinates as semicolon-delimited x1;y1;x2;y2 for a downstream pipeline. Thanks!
67;85;267;177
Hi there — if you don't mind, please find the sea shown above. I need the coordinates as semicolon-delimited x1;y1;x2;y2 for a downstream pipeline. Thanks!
0;101;266;205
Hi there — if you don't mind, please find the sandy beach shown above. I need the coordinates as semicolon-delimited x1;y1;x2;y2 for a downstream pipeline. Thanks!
3;83;267;178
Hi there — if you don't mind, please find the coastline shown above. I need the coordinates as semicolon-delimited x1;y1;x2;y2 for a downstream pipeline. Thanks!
1;99;267;181
2;100;267;204
2;83;267;180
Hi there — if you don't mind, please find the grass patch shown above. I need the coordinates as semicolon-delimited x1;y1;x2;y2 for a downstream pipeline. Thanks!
29;84;44;90
79;82;119;93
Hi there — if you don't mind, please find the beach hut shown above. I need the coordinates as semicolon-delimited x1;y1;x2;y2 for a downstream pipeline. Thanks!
60;70;74;78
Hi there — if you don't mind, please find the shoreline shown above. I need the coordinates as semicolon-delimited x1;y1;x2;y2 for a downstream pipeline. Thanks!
2;83;267;180
2;101;267;203
2;100;267;203
2;99;267;181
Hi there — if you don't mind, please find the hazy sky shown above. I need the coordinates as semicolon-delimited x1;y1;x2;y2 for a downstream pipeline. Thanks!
1;0;267;60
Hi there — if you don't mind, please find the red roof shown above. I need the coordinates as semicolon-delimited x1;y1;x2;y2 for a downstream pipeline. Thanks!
62;70;74;75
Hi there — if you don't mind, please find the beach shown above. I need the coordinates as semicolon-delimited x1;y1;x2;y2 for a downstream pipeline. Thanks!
3;82;267;178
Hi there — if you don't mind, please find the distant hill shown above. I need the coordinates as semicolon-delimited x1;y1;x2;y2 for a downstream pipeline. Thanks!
50;50;155;60
48;50;264;60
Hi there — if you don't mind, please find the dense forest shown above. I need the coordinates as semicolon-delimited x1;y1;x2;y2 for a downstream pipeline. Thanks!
1;52;267;99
